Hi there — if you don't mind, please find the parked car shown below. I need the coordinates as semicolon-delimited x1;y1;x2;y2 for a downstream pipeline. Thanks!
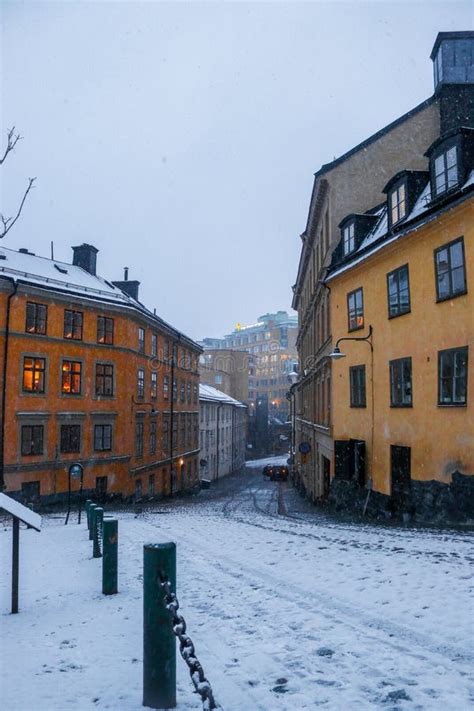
262;465;273;477
270;465;289;482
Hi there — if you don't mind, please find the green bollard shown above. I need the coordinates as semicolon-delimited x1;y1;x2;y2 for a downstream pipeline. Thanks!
89;504;97;540
102;518;118;595
85;500;92;529
93;507;103;558
143;542;176;709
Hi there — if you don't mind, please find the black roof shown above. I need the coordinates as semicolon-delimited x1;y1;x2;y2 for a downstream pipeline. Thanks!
430;31;474;60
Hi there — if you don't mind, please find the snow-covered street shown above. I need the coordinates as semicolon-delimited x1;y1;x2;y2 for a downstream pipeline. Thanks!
1;458;473;710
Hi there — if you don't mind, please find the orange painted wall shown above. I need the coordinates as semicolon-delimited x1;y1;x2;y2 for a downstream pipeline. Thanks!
0;283;200;500
329;198;473;495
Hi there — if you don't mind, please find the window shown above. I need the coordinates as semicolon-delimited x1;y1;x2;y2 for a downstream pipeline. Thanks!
180;383;185;402
350;365;366;408
343;223;355;255
25;302;47;335
390;357;412;407
215;374;223;385
151;333;158;357
434;146;458;195
164;340;170;360
21;425;43;455
187;383;191;403
390;183;406;225
173;378;177;402
434;237;467;301
96;363;114;396
64;310;83;340
163;375;169;400
61;361;82;394
347;288;364;331
150;421;157;454
151;371;157;399
97;316;114;344
387;265;410;318
22;357;46;393
94;424;112;451
60;424;81;453
137;368;145;398
136;421;144;456
438;347;468;406
138;327;145;353
193;384;198;405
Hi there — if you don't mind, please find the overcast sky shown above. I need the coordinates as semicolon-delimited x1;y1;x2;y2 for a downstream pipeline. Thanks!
1;1;472;340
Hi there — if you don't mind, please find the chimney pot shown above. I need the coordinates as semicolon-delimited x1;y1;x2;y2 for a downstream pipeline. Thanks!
124;267;129;281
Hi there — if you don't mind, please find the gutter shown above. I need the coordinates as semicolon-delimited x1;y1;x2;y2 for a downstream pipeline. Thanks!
0;278;18;491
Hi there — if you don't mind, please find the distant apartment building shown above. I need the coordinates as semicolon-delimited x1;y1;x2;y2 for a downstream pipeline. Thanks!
201;311;298;421
0;243;201;504
199;349;251;406
199;384;246;481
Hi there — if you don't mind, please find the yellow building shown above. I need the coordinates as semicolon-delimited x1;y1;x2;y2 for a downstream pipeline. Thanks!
326;122;473;521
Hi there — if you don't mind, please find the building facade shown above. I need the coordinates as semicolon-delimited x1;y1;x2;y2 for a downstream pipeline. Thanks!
201;311;298;421
291;31;472;503
0;243;202;503
325;33;473;521
199;384;246;481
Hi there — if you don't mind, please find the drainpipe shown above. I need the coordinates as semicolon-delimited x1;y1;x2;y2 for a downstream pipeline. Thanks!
169;342;176;495
0;278;18;492
215;402;223;481
231;407;235;474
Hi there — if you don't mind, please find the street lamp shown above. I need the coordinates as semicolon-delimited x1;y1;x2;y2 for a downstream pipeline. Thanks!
329;325;373;359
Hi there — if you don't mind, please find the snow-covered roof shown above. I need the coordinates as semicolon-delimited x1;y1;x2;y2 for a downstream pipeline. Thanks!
327;170;474;282
0;246;201;350
199;384;246;408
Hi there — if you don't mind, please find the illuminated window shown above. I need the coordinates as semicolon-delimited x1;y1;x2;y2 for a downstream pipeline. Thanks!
64;310;83;340
22;357;45;393
61;361;82;394
347;288;364;331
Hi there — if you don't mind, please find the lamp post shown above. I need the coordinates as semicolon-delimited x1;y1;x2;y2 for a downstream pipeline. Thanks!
329;325;374;492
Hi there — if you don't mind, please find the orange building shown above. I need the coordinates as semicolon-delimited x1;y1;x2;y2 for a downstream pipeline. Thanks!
0;243;201;503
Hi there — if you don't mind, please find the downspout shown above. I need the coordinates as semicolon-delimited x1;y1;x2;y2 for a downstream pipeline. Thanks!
0;278;18;492
231;407;235;474
215;402;223;481
169;344;175;495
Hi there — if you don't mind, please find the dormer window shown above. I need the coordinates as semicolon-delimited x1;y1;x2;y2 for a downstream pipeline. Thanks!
390;183;406;225
434;146;458;195
343;223;355;255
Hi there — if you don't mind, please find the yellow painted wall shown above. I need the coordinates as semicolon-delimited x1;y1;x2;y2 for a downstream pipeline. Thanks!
329;198;473;495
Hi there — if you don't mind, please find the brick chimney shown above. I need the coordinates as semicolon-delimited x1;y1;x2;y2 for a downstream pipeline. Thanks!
112;267;140;301
72;244;98;276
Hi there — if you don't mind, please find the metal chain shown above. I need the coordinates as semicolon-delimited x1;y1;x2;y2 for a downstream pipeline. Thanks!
160;576;218;711
95;515;103;555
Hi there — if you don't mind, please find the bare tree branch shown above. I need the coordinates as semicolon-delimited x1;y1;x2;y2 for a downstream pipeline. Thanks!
0;127;22;165
0;177;36;239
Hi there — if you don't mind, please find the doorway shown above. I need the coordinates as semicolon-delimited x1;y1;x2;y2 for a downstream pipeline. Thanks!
390;445;411;511
322;456;331;499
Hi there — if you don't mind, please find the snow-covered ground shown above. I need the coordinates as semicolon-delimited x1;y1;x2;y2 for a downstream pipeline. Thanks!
1;459;473;710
